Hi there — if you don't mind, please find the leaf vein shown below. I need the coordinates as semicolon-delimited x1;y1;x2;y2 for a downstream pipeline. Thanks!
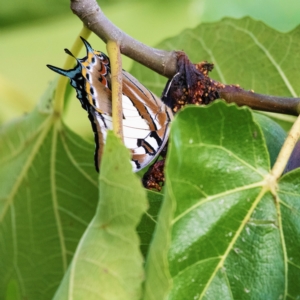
50;123;68;272
187;31;227;84
172;181;264;224
227;22;297;97
199;185;267;298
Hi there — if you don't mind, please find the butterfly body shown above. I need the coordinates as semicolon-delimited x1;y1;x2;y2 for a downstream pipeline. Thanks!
47;38;172;172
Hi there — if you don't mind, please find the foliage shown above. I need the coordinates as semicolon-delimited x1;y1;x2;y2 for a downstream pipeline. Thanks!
1;16;300;300
145;102;300;299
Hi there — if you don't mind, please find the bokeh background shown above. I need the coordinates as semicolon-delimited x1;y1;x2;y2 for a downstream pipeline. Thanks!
1;0;300;136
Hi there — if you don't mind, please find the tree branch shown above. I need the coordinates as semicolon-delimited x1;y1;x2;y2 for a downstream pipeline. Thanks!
218;85;300;116
70;0;177;78
70;0;300;116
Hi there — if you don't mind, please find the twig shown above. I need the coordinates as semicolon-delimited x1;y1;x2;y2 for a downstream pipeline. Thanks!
70;0;177;78
219;86;300;116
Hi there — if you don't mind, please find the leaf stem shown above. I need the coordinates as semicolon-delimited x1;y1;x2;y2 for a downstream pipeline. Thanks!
106;40;123;140
271;114;300;180
53;26;91;115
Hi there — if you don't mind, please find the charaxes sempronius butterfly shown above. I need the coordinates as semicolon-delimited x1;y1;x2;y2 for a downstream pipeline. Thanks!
47;37;173;172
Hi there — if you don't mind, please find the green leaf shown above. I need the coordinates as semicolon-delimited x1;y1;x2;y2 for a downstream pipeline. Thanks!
0;81;154;299
137;190;163;258
0;85;99;299
144;101;299;299
53;131;148;300
5;279;20;300
257;112;296;133
278;170;300;299
253;112;287;167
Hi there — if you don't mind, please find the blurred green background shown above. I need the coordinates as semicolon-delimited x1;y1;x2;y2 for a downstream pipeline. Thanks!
1;0;300;134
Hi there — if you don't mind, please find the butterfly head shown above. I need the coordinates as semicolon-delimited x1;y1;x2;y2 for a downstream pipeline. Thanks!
47;37;110;83
47;37;112;111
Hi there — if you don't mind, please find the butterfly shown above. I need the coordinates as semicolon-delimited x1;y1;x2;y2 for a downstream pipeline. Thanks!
47;37;173;172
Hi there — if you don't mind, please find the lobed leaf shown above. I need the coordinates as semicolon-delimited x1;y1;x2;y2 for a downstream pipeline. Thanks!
144;101;300;299
0;86;99;299
278;171;300;299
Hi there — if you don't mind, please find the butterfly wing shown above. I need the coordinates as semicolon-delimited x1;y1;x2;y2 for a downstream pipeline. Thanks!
47;38;172;172
121;70;172;170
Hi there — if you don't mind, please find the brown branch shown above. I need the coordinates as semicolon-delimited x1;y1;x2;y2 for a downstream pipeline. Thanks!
162;55;300;116
218;86;300;116
70;0;300;116
70;0;177;78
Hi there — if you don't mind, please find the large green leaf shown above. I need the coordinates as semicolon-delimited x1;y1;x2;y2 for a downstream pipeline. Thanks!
144;101;300;299
0;85;99;299
53;131;148;300
278;171;300;299
0;82;157;299
138;190;163;258
253;112;287;167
